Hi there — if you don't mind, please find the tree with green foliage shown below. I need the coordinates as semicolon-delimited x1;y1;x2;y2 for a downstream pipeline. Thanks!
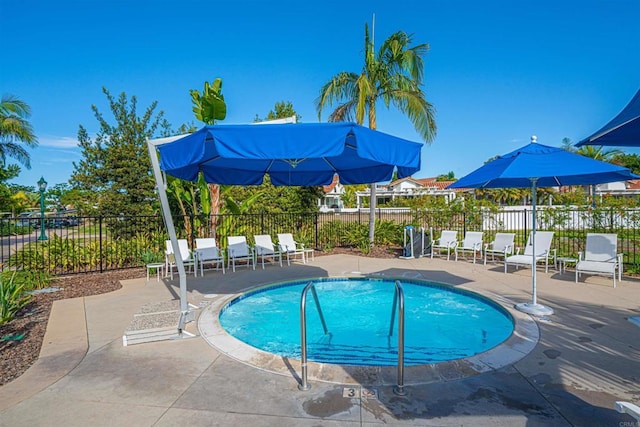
435;171;455;181
190;78;228;235
340;184;367;208
6;182;34;194
560;136;574;152
224;171;323;213
561;137;623;207
612;153;640;174
316;23;437;246
70;87;164;217
0;95;37;213
254;101;301;123
190;78;226;124
0;94;38;169
50;185;91;214
45;183;76;211
224;101;322;213
0;165;23;212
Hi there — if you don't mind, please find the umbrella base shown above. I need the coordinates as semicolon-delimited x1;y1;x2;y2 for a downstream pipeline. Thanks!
515;302;554;316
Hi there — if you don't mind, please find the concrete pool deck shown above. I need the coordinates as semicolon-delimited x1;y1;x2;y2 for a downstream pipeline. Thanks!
0;254;638;426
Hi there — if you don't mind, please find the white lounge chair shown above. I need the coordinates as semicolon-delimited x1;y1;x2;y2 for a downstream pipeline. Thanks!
430;230;458;261
254;234;282;269
227;236;255;272
165;239;197;279
575;233;622;288
277;233;306;266
504;231;555;273
195;238;225;275
484;232;515;265
455;231;484;263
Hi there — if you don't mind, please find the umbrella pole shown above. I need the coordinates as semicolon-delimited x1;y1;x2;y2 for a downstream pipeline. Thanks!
531;179;537;306
147;137;194;331
515;178;554;316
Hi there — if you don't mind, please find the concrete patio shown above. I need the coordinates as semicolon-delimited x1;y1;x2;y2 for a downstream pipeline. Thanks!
0;254;638;426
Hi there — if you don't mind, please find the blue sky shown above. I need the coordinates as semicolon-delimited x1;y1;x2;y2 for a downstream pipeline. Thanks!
2;0;639;189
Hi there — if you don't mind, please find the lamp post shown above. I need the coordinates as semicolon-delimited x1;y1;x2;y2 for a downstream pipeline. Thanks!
37;176;47;241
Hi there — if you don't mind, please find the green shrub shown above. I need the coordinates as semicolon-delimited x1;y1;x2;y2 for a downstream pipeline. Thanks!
140;249;163;264
7;231;167;274
373;220;404;246
0;273;32;325
3;270;51;292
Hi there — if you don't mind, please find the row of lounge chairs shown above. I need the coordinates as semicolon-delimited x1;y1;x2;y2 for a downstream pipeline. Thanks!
164;233;311;277
431;230;623;287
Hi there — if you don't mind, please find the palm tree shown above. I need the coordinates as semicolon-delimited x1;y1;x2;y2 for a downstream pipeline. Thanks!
561;137;623;206
0;94;38;168
577;145;624;208
315;23;436;246
561;136;622;161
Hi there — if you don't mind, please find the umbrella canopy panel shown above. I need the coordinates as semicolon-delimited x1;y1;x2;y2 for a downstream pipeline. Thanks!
577;89;640;147
448;140;639;190
157;122;423;186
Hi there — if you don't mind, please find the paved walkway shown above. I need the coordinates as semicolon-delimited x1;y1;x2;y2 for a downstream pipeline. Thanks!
0;254;638;426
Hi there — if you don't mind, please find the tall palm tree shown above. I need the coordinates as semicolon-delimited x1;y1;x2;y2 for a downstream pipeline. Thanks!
0;94;38;168
577;145;624;208
561;137;622;161
316;23;436;246
562;137;623;206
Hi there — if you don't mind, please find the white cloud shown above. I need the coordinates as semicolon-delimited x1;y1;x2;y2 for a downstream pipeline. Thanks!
47;152;83;162
38;136;80;149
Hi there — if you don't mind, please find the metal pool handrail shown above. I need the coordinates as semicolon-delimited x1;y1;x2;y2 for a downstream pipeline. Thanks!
388;280;406;396
299;279;406;396
299;281;329;391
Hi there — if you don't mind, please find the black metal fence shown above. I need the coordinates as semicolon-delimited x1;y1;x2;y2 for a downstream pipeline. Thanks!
2;206;639;276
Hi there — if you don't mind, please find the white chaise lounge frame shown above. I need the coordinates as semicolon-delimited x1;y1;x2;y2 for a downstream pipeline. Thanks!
455;231;484;263
254;234;283;269
504;231;555;273
575;233;622;288
227;236;255;272
430;230;458;261
484;232;515;265
195;238;225;275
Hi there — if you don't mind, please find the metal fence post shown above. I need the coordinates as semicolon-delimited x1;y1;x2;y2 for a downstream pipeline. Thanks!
99;216;103;273
523;209;528;247
463;211;467;236
610;208;614;232
314;213;319;249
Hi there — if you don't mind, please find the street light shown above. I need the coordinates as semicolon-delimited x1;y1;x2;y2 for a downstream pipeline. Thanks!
37;176;47;241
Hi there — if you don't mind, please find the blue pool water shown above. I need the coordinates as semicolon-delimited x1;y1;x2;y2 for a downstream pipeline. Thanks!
219;278;514;366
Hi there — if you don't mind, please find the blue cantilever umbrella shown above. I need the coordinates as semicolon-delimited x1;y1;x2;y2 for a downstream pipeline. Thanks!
157;122;422;186
576;89;640;147
148;122;423;325
447;136;639;316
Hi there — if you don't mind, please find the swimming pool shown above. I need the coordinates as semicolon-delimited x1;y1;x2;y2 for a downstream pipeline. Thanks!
218;277;514;366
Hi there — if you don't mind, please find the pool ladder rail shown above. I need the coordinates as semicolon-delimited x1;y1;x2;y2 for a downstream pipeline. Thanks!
298;280;406;396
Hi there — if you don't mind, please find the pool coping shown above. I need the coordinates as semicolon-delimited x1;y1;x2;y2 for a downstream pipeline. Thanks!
197;276;540;386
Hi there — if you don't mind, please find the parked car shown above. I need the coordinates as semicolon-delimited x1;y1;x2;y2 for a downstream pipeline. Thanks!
59;209;79;227
17;211;41;229
46;210;80;228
